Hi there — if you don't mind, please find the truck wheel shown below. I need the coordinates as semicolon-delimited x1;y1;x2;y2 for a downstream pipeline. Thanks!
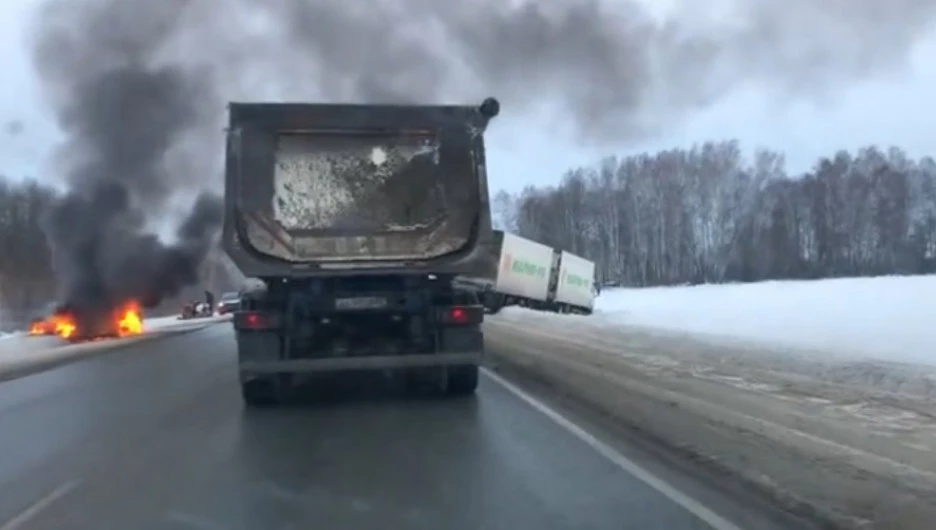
445;365;479;396
241;378;281;407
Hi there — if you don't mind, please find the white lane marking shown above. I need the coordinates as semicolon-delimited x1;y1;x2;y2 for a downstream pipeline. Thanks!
0;481;80;530
482;368;744;530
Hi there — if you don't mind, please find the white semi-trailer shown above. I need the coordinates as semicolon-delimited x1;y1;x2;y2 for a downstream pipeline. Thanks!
457;230;597;315
553;251;597;314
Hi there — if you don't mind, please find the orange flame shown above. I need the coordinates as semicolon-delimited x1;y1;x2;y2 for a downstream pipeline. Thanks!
50;313;77;339
29;321;48;335
117;302;143;337
29;301;142;341
28;313;77;338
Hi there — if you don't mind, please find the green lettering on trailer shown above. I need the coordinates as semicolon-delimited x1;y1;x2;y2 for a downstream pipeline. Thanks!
562;271;592;289
502;253;547;278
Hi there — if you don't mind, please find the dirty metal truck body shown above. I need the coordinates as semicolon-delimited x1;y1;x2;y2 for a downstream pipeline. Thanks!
223;98;500;406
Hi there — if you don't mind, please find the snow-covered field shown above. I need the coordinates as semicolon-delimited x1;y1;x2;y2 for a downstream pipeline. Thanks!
495;276;936;400
487;275;936;529
592;275;936;365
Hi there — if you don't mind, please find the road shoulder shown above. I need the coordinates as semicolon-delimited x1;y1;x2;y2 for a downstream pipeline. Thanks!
0;321;224;384
484;317;936;530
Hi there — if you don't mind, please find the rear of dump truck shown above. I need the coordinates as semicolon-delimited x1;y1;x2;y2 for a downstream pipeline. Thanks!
222;98;500;406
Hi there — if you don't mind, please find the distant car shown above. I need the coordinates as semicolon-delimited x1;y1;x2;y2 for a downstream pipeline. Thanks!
216;292;241;315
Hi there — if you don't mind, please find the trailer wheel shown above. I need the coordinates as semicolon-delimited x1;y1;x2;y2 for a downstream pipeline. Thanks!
241;377;282;407
445;364;479;396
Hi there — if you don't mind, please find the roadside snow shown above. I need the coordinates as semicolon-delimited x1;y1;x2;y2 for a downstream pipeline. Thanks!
591;275;936;365
488;275;936;527
485;319;936;528
145;314;231;331
495;275;936;399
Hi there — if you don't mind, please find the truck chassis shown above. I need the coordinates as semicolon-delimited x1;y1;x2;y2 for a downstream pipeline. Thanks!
234;274;484;406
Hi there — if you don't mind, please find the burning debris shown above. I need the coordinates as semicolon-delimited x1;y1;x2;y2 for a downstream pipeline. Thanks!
28;312;66;337
29;300;143;341
117;302;144;336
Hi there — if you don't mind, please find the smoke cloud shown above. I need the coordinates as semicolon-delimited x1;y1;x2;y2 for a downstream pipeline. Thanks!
32;0;222;316
234;0;936;138
28;0;936;316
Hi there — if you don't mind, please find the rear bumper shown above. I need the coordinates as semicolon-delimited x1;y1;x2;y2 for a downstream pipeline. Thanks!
240;352;483;374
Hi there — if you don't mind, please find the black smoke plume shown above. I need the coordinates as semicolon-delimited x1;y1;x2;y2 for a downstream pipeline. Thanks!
232;0;936;140
32;0;222;320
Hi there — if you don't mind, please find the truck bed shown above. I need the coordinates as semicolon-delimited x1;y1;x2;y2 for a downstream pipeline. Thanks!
223;100;498;278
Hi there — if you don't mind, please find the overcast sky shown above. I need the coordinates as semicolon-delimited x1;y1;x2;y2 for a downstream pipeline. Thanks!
3;0;936;195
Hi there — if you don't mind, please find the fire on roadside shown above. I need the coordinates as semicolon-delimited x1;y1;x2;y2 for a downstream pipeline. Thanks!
116;301;143;337
28;300;143;341
28;311;76;338
28;320;48;336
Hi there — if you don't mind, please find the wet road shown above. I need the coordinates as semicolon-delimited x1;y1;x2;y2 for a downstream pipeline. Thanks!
0;323;788;530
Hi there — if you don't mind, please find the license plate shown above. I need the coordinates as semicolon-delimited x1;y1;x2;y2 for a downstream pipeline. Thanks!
334;296;388;310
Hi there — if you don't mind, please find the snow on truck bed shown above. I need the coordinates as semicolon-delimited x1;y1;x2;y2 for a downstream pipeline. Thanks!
487;275;936;528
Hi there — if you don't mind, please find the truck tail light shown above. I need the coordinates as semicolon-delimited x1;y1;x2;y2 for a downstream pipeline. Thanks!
451;307;468;323
234;311;280;331
438;305;483;326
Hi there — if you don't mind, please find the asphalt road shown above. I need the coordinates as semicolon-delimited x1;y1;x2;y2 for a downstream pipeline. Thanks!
0;323;796;530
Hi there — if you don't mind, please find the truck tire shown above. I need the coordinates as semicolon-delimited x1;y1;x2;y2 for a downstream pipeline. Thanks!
241;378;282;407
445;364;479;396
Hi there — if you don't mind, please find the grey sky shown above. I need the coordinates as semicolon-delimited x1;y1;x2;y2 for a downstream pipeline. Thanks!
3;0;936;195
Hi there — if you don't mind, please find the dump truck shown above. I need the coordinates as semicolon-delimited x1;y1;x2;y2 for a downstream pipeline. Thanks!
456;230;597;315
222;97;500;406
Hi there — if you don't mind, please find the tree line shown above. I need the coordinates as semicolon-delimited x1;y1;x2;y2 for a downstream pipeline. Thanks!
492;141;936;287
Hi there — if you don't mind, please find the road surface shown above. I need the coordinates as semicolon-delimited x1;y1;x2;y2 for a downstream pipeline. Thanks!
0;323;802;530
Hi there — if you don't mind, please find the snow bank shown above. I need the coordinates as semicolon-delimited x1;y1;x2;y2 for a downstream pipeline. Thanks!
591;275;936;365
494;274;936;399
144;314;231;331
